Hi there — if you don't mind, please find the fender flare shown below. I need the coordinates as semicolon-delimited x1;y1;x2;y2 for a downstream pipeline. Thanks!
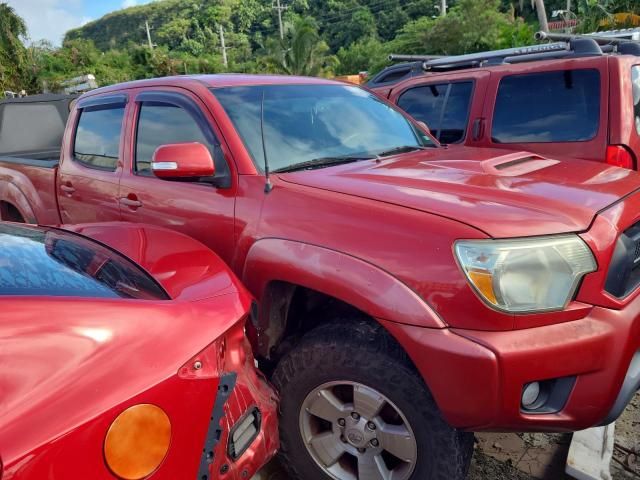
0;177;37;223
242;238;445;330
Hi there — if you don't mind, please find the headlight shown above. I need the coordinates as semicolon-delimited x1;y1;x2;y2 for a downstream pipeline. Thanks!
454;235;596;313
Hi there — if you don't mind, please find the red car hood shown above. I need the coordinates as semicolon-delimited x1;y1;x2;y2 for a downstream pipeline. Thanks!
279;148;640;237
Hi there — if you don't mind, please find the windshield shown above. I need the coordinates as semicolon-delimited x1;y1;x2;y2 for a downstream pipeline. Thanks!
213;85;434;172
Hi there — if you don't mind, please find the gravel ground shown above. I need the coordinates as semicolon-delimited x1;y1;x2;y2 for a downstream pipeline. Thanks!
256;393;640;480
611;393;640;479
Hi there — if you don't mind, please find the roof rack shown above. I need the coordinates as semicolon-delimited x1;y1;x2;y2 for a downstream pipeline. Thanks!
387;55;444;62
536;29;640;43
368;31;640;87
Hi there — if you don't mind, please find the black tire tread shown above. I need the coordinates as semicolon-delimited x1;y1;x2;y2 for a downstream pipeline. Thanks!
273;319;474;480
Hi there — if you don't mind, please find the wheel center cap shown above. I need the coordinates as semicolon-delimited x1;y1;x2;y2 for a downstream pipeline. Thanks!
345;429;366;447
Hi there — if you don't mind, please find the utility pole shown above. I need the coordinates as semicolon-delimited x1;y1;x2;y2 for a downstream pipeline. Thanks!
219;25;228;68
533;0;550;32
273;0;288;39
144;20;154;49
440;0;447;17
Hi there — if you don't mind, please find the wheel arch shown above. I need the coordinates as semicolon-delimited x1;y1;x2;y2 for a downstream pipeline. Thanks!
242;238;445;359
0;183;34;223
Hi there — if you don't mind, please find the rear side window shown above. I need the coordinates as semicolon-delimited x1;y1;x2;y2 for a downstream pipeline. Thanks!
492;69;600;143
74;105;125;170
135;103;213;175
633;66;640;135
397;82;473;144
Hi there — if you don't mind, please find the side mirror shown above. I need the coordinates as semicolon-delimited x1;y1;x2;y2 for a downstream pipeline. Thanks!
152;142;215;179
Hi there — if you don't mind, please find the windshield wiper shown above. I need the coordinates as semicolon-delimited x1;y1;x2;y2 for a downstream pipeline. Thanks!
273;155;376;173
376;145;432;157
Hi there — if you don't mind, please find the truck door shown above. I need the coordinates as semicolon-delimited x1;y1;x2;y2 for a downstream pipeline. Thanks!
118;88;237;264
57;95;126;223
389;71;490;147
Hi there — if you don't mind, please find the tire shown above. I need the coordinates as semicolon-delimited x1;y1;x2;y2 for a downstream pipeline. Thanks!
272;320;474;480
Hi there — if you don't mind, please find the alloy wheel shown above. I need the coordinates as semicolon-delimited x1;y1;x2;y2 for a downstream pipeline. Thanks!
299;381;418;480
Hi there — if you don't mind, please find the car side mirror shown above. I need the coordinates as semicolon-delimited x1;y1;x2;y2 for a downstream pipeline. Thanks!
152;142;215;180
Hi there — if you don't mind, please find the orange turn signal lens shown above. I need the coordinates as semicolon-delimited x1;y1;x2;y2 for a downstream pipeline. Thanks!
104;404;171;480
467;270;498;305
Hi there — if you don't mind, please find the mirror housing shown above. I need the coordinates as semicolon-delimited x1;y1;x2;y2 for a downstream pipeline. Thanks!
152;142;215;179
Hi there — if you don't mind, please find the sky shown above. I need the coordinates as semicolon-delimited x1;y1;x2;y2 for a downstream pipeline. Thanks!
6;0;158;46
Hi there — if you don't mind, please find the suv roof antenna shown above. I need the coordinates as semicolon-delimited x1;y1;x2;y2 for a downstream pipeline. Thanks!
260;88;273;194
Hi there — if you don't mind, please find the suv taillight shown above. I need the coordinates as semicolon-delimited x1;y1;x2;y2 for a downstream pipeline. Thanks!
606;145;636;170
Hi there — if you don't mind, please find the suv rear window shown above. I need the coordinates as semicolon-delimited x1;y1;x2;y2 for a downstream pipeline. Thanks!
492;69;600;143
397;82;473;144
633;66;640;135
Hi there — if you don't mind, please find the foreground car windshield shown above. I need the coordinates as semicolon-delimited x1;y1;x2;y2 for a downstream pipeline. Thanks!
213;85;434;172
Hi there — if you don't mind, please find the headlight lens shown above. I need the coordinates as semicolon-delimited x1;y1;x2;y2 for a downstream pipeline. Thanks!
455;235;596;313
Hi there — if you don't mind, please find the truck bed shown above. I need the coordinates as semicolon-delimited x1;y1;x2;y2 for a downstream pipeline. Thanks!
0;151;59;168
0;155;60;224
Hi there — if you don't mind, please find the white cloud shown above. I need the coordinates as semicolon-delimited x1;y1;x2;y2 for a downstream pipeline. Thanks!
122;0;138;8
5;0;90;46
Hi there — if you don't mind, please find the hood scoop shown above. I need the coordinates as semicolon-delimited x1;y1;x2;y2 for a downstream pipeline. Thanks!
481;152;559;177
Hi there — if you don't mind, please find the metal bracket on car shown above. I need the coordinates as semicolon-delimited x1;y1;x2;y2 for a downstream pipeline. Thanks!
197;372;237;480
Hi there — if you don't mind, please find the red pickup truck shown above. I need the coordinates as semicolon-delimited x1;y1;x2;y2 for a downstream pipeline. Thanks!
2;75;640;480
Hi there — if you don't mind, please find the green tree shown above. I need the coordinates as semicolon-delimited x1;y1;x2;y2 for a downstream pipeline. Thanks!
261;17;338;76
322;4;378;51
391;0;534;56
336;36;390;75
0;2;28;91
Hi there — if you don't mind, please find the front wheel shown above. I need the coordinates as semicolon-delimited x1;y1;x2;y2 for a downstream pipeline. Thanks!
273;321;474;480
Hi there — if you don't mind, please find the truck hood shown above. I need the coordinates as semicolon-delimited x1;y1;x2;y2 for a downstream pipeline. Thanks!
278;148;640;237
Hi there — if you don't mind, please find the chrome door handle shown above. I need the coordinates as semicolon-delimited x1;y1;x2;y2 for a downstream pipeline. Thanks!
119;197;143;208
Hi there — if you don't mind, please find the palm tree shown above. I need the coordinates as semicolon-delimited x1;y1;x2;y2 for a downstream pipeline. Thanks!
0;2;28;91
261;17;338;77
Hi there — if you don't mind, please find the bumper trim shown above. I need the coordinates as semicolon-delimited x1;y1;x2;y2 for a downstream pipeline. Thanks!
197;372;237;480
601;350;640;425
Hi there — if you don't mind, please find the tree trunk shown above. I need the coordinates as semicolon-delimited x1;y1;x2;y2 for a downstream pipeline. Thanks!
533;0;550;32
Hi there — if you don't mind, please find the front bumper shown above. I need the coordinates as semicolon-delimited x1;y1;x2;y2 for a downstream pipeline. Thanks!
380;292;640;432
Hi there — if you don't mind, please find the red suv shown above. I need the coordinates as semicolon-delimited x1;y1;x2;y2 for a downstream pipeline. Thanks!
369;32;640;169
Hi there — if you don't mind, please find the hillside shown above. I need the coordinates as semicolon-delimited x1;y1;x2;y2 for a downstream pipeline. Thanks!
66;0;195;51
64;0;441;54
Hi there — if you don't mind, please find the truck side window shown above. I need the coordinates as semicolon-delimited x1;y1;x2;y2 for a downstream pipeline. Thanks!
397;82;473;144
492;69;600;143
633;66;640;135
73;105;125;171
135;103;213;176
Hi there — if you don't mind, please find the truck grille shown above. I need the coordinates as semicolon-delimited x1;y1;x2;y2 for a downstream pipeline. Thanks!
605;221;640;298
